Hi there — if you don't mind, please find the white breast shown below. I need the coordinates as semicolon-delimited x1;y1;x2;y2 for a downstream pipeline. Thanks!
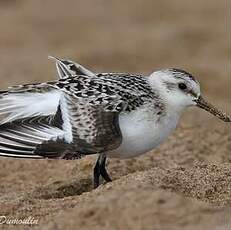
108;106;180;159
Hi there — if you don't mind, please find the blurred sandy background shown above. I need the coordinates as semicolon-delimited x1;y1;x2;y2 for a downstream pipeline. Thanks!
0;0;230;229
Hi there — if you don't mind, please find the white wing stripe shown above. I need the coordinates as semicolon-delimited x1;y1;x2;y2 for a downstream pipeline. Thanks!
0;132;41;146
6;129;46;141
0;90;61;125
0;152;42;158
0;142;34;151
1;113;24;124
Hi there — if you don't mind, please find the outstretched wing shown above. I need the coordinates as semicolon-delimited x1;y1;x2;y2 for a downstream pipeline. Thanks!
49;56;96;79
0;115;67;158
0;83;70;159
0;79;122;158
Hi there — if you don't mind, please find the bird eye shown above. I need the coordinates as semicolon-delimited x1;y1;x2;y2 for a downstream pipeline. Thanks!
178;83;187;90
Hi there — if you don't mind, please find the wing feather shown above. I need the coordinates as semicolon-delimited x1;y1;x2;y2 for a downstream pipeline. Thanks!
59;93;122;154
0;86;61;125
49;56;96;79
0;116;66;159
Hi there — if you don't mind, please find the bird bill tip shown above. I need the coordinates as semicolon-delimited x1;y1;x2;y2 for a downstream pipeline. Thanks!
195;96;231;122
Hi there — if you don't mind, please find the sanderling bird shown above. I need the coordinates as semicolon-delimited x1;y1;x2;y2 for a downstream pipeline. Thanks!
0;57;230;188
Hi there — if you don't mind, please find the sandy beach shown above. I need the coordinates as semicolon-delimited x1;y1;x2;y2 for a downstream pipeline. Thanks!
0;1;230;229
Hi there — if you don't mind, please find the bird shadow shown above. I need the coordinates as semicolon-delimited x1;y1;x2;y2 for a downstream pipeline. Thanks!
27;177;93;200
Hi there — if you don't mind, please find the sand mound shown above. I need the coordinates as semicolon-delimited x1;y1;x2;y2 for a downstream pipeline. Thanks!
0;0;230;229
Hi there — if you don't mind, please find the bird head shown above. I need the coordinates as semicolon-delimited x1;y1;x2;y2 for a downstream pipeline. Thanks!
149;68;231;122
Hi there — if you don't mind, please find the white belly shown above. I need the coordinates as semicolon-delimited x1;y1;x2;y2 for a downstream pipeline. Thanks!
108;107;180;159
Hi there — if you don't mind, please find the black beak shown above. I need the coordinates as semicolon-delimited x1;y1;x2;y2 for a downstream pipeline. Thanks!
195;96;231;122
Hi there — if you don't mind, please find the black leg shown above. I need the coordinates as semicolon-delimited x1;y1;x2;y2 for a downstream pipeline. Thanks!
93;154;112;189
99;155;112;182
93;157;101;189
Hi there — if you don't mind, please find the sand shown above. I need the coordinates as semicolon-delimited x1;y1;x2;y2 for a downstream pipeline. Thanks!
0;0;230;229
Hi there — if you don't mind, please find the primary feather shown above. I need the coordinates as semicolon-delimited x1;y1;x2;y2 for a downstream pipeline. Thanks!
49;56;96;79
0;85;60;125
0;115;65;158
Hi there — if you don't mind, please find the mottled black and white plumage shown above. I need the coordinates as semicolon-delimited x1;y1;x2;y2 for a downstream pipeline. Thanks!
49;56;96;78
0;57;230;188
0;68;159;159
